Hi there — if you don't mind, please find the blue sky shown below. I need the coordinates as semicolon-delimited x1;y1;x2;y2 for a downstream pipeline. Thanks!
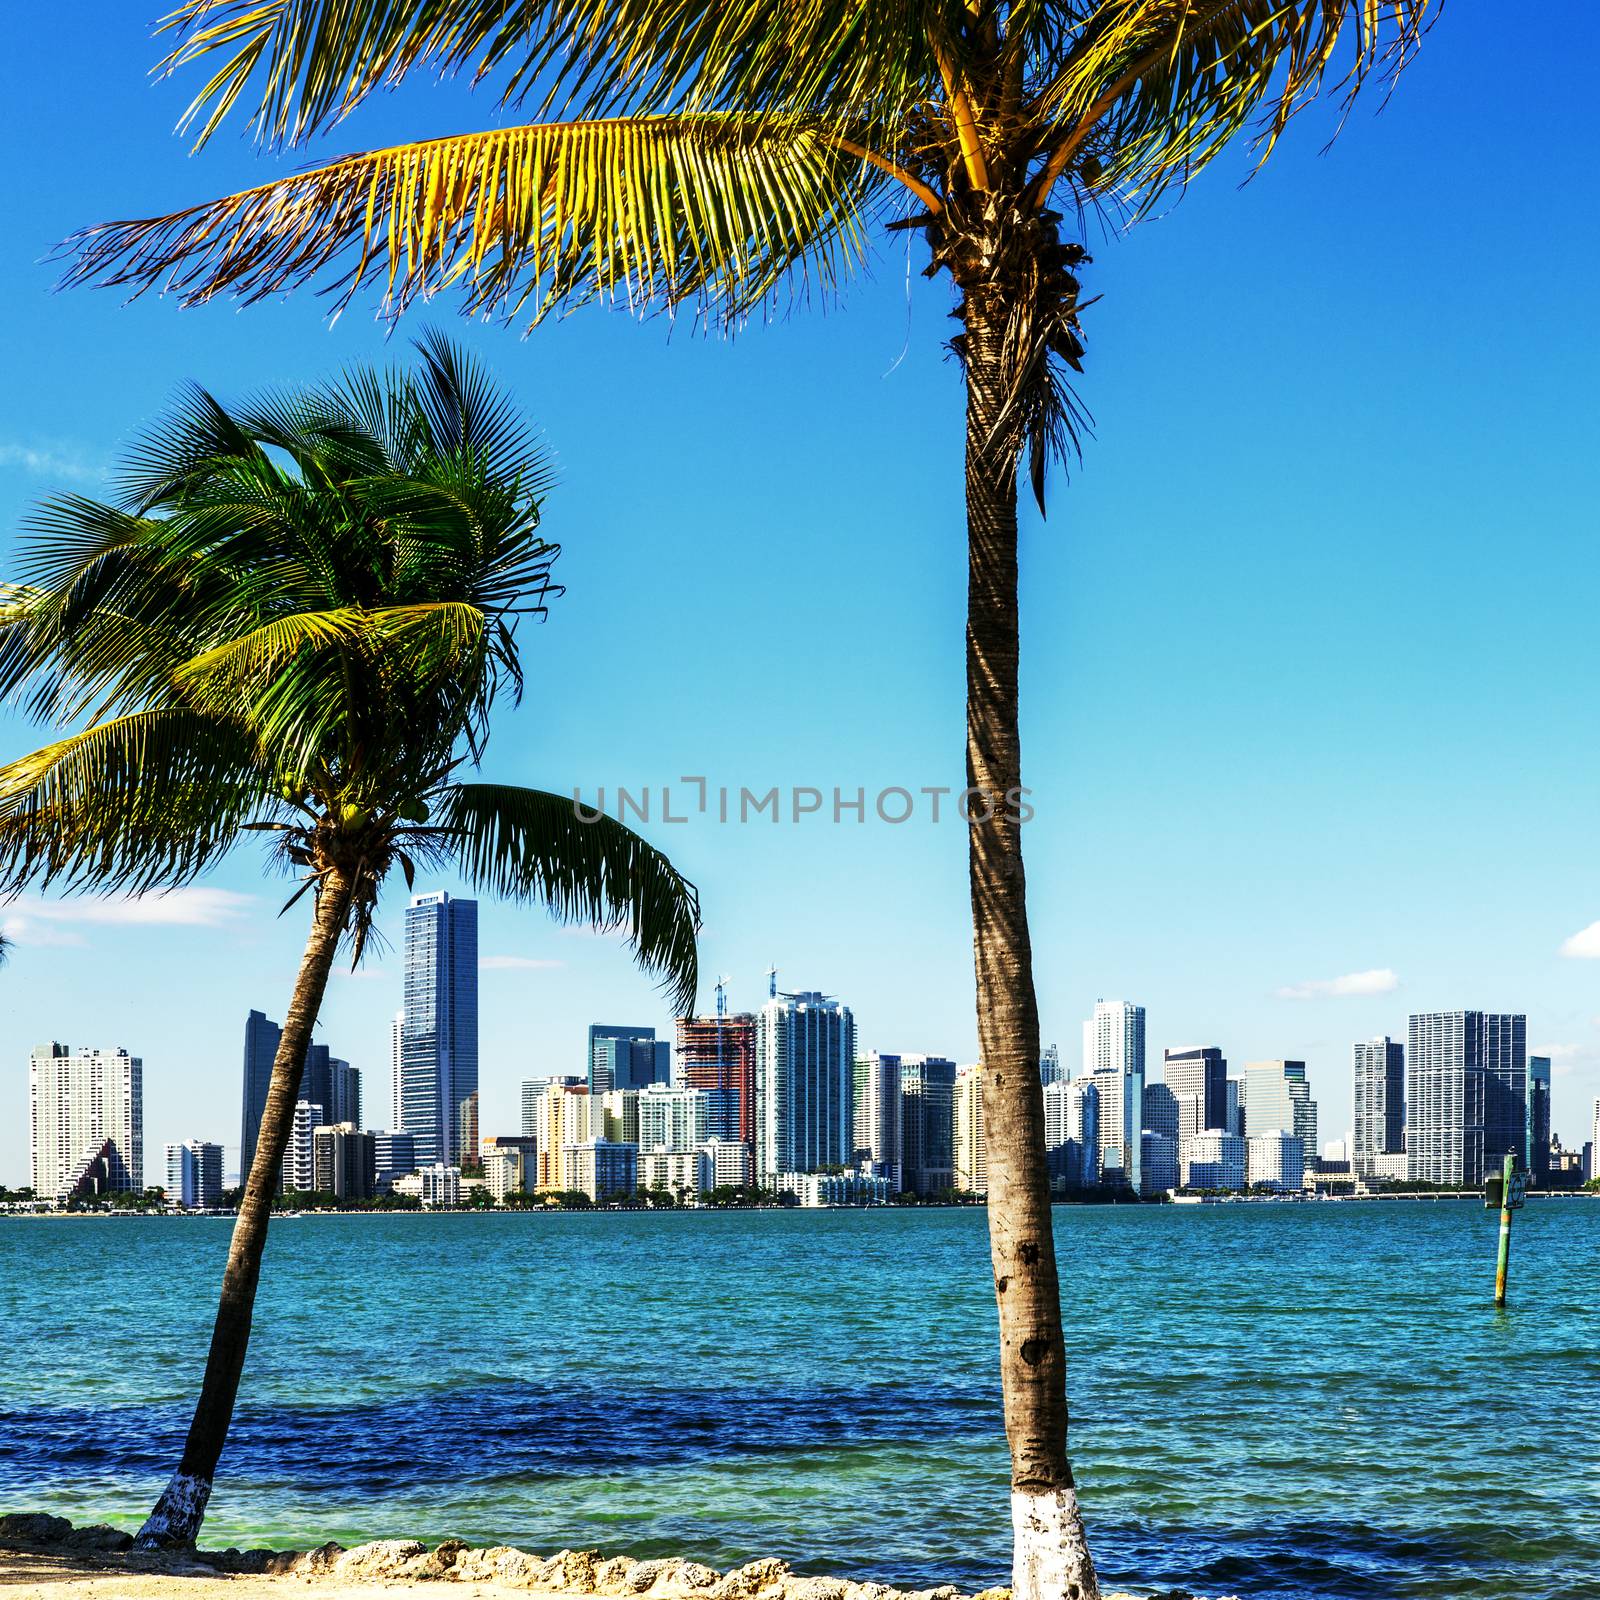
2;6;1598;1184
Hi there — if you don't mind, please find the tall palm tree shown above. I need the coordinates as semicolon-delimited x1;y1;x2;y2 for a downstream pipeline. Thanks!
61;4;1433;1590
0;334;699;1548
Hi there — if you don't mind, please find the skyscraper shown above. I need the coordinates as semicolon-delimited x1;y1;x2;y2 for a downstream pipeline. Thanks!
1083;1000;1145;1193
954;1065;986;1195
1406;1012;1525;1187
30;1044;143;1201
675;1013;756;1145
401;891;479;1168
900;1054;957;1196
637;1084;708;1151
587;1025;670;1094
1066;1076;1101;1187
853;1051;903;1190
753;988;855;1181
1527;1056;1552;1182
1243;1061;1318;1170
1142;1082;1179;1142
240;1010;281;1186
390;1010;404;1130
281;1101;324;1192
1352;1037;1405;1176
165;1140;223;1210
1039;1044;1063;1087
1163;1046;1227;1133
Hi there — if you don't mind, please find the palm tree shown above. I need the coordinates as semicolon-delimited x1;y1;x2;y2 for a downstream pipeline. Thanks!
0;333;699;1548
60;4;1434;1589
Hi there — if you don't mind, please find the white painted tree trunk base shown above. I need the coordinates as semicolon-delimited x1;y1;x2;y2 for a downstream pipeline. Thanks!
134;1471;212;1549
1012;1486;1100;1600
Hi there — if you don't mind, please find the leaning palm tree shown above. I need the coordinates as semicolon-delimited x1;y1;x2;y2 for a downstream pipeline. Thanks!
62;3;1434;1589
0;333;699;1547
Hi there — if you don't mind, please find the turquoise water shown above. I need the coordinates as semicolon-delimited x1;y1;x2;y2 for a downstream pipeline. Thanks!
2;1203;1597;1599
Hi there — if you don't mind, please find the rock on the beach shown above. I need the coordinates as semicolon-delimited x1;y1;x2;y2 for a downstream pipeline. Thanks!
292;1541;346;1576
710;1559;792;1600
0;1513;74;1547
331;1539;426;1580
595;1554;641;1591
783;1577;850;1600
61;1524;134;1553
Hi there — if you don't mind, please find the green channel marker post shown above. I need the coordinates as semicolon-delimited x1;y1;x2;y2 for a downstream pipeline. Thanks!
1485;1151;1526;1307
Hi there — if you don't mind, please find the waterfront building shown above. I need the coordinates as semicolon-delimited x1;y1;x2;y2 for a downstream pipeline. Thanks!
312;1124;376;1201
1244;1061;1318;1173
776;1170;890;1207
1527;1057;1552;1181
1406;1013;1526;1187
1043;1079;1072;1188
601;1089;641;1147
588;1024;670;1094
954;1064;986;1195
1142;1082;1179;1142
1352;1037;1405;1177
165;1140;223;1210
30;1043;144;1201
417;1163;461;1208
1083;1000;1145;1193
854;1051;903;1190
1164;1047;1227;1133
401;891;479;1168
1066;1076;1101;1187
900;1055;957;1196
1226;1076;1246;1137
534;1084;601;1189
675;1012;756;1146
240;1010;280;1186
640;1148;703;1199
1368;1151;1409;1182
700;1137;753;1190
1140;1132;1178;1197
565;1139;638;1201
371;1129;417;1190
1247;1131;1305;1192
483;1144;526;1199
754;988;856;1181
638;1084;708;1152
522;1075;583;1139
281;1101;324;1191
1180;1130;1246;1191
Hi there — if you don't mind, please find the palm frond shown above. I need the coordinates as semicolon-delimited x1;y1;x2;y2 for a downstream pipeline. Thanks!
0;709;268;894
63;115;885;327
436;781;700;1013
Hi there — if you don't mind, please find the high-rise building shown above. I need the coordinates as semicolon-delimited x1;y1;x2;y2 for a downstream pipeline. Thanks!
240;1010;281;1186
1067;1076;1101;1187
1140;1132;1178;1197
1527;1056;1552;1182
1040;1044;1064;1087
587;1025;670;1095
401;891;479;1168
281;1101;324;1192
900;1055;957;1196
675;1012;756;1146
534;1083;603;1189
1163;1047;1227;1133
565;1139;638;1201
1406;1013;1526;1187
300;1045;361;1130
1142;1082;1179;1142
753;989;856;1180
165;1140;223;1210
312;1124;376;1200
1244;1061;1318;1172
1226;1076;1246;1138
601;1089;641;1146
954;1065;986;1195
1352;1037;1406;1176
638;1084;709;1152
1083;1000;1145;1193
1180;1131;1246;1191
853;1051;903;1190
1247;1131;1305;1192
390;1011;404;1129
371;1129;417;1191
30;1044;144;1201
522;1075;583;1139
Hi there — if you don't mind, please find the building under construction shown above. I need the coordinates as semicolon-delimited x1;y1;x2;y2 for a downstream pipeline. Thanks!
675;1012;757;1151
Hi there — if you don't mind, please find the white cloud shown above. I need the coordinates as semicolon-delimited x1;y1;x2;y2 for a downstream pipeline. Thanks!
1559;921;1600;959
0;441;107;485
1;889;252;943
1275;968;1400;1001
480;954;566;971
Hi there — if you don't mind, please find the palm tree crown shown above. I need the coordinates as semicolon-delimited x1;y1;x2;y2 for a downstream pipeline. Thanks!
0;332;699;1000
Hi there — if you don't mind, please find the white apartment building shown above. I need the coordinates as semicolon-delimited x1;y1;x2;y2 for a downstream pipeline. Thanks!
30;1044;144;1201
280;1100;324;1192
777;1171;890;1207
637;1084;708;1152
1246;1130;1305;1192
164;1140;223;1210
1180;1130;1247;1191
1083;1000;1145;1193
954;1065;986;1195
853;1051;904;1191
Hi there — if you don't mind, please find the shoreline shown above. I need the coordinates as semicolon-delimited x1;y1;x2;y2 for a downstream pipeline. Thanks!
0;1519;1161;1600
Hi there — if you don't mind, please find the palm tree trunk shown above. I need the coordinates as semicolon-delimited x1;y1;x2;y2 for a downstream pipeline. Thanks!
963;287;1099;1600
136;865;354;1549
